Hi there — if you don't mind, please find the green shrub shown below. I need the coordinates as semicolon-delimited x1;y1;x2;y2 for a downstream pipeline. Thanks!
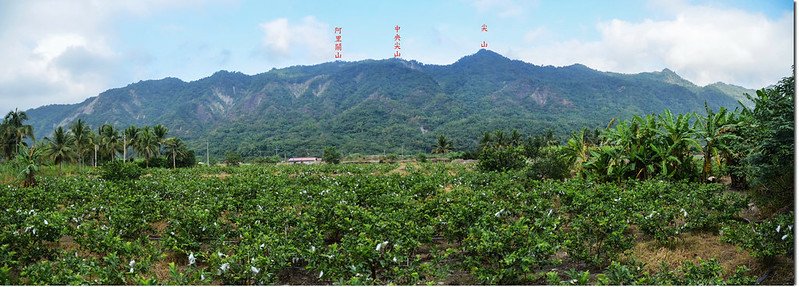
224;152;242;166
721;212;794;262
526;149;570;180
565;210;633;267
322;147;341;164
174;150;197;168
101;160;142;181
743;75;794;206
477;145;525;172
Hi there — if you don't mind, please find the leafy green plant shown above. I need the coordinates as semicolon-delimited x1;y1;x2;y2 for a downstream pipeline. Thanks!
463;215;560;284
15;144;41;187
100;160;142;181
525;148;570;180
740;74;794;205
477;145;525;172
0;245;17;285
563;269;591;285
721;212;794;262
415;153;428;163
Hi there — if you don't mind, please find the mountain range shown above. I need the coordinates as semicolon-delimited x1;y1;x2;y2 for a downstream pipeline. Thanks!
25;49;754;158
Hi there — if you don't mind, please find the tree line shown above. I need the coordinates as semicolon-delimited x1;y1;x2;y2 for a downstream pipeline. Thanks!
0;111;196;171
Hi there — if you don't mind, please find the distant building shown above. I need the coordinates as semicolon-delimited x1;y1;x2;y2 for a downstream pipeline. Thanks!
287;157;322;164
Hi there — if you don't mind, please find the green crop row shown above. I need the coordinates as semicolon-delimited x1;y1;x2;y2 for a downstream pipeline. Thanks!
0;163;785;285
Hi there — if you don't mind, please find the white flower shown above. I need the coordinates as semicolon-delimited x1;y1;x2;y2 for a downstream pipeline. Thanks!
129;260;135;273
776;225;781;233
393;256;397;262
32;228;36;235
201;274;205;281
680;208;688;217
319;271;324;278
251;266;260;274
220;263;230;272
259;243;265;249
311;245;316;252
494;209;504;218
547;209;553;217
375;242;382;251
781;234;788;241
188;252;196;265
218;252;225;258
43;219;48;225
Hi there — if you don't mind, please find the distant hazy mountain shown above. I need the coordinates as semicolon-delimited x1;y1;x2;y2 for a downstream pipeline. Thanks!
26;49;755;158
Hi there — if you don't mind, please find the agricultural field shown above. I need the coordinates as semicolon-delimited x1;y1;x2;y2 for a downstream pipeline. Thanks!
0;162;792;285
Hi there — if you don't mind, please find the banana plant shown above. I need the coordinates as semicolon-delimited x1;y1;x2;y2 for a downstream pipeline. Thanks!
15;143;42;187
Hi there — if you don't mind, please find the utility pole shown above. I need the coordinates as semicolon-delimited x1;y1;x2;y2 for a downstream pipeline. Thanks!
123;133;126;162
94;145;98;167
206;140;210;166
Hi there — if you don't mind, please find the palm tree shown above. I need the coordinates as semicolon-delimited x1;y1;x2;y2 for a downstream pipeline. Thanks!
98;124;122;163
163;137;187;169
70;119;91;167
2;109;34;160
432;135;453;154
133;127;159;167
493;130;507;147
44;126;74;172
123;126;139;161
153;124;169;156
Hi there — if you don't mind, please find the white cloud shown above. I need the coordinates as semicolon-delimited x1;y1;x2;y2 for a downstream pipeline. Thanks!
509;2;793;88
259;16;331;65
0;0;192;112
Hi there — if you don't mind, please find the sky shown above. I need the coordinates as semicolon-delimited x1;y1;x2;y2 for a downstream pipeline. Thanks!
0;0;794;113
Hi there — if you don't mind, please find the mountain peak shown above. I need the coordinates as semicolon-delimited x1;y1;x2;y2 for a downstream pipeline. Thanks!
454;49;510;65
660;68;678;75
